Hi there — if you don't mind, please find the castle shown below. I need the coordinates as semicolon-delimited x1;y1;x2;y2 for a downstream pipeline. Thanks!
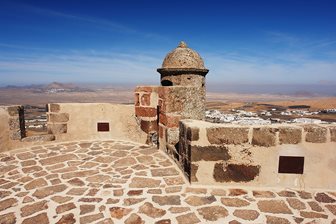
1;42;336;190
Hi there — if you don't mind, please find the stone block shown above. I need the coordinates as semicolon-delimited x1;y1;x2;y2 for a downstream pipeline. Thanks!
140;119;158;133
135;107;157;117
49;104;60;113
187;127;199;141
8;117;20;130
48;113;69;123
252;127;277;147
207;127;249;145
159;113;181;128
213;163;260;183
279;127;302;144
48;123;67;134
140;93;151;106
304;125;327;143
134;93;140;106
191;145;231;162
329;127;336;142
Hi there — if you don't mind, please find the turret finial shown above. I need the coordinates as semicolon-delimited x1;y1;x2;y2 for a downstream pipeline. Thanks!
178;41;187;48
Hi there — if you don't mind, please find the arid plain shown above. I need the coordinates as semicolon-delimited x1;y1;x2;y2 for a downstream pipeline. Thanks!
0;84;335;111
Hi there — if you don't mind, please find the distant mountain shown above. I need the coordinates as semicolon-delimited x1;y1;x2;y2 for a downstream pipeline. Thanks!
1;82;94;93
44;82;77;90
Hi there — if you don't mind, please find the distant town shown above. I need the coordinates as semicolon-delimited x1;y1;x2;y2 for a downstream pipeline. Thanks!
206;107;336;125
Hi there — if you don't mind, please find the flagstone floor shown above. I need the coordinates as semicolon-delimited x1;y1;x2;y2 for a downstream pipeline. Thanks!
0;140;335;224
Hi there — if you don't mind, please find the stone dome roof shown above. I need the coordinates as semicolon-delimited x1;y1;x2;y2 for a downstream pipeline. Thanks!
161;41;206;69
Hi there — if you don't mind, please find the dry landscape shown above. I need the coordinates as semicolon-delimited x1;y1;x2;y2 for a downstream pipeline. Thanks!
0;84;335;123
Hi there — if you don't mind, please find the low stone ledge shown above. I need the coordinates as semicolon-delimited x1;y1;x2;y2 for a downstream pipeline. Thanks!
304;125;327;143
48;113;69;123
279;127;302;144
21;134;55;142
252;127;277;147
207;127;249;145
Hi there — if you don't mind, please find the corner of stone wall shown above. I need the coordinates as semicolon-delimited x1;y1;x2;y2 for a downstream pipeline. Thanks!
7;105;25;140
47;104;69;138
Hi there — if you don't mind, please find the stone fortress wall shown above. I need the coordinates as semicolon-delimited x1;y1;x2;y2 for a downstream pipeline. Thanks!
0;103;147;152
1;42;335;190
179;120;336;190
135;41;336;190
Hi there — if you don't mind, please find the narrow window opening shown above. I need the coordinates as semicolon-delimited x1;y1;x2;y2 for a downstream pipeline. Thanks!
161;80;173;86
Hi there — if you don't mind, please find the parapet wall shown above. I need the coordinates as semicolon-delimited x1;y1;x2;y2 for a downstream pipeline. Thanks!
179;119;336;190
48;103;147;143
0;106;26;152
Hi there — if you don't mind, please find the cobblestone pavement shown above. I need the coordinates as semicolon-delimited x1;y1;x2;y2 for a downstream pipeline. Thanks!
0;140;335;224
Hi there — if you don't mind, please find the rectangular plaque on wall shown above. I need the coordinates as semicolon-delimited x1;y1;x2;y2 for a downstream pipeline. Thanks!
97;122;109;132
278;156;304;174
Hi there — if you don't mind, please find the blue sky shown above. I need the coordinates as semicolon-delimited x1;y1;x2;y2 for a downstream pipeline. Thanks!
0;0;335;86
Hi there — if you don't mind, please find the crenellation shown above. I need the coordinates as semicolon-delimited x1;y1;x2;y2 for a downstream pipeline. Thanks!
279;126;302;144
179;119;336;187
207;127;249;145
252;127;277;147
304;125;327;143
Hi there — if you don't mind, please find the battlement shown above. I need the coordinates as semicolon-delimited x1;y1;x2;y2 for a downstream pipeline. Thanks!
178;120;336;189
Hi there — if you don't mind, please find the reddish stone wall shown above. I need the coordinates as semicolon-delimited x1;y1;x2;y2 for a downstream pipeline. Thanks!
134;85;205;150
134;86;159;144
179;120;336;189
